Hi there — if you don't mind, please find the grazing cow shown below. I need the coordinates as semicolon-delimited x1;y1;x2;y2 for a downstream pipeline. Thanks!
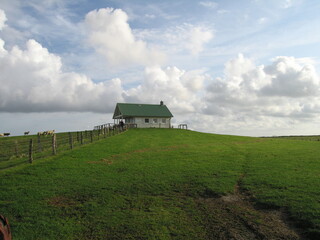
24;131;30;136
0;133;4;137
3;133;10;137
0;215;12;240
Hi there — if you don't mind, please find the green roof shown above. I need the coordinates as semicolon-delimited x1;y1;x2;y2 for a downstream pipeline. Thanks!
113;103;173;119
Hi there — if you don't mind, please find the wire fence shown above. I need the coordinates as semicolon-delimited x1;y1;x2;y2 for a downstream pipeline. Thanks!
0;125;126;171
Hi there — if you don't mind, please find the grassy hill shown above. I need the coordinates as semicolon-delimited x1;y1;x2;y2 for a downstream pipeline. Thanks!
0;129;319;239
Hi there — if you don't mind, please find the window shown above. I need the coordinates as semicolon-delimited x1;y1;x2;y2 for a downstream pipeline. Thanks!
125;118;134;123
145;118;149;123
153;118;158;123
162;118;166;124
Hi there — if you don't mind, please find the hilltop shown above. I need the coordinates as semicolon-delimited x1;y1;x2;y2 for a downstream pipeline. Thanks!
0;129;319;239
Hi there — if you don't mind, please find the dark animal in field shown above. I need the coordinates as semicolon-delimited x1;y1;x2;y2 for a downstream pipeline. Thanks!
24;131;30;135
3;133;10;137
0;215;12;240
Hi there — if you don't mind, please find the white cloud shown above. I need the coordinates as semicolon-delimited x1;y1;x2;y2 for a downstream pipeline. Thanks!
186;26;214;55
137;54;320;136
261;56;320;97
217;9;229;14
123;65;207;114
199;1;218;9
85;8;166;67
183;53;320;136
1;35;319;136
0;38;124;113
0;8;210;115
0;9;7;30
204;54;320;122
0;38;5;55
140;24;214;56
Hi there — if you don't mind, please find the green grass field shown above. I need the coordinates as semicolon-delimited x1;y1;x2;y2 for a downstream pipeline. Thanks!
0;130;114;170
0;129;319;239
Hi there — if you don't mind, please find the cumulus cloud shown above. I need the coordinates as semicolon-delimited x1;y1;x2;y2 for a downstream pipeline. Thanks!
0;38;124;113
0;9;7;30
123;65;207;114
261;56;319;97
204;54;320;120
1;31;319;136
0;7;209;115
85;8;165;67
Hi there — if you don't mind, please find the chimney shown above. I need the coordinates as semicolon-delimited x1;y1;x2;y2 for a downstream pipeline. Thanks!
160;100;164;106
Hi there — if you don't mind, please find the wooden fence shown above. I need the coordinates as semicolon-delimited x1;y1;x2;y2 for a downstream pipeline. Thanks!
178;124;188;130
0;126;126;171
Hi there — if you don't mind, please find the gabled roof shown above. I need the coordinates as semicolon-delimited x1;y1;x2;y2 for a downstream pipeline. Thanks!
113;103;173;119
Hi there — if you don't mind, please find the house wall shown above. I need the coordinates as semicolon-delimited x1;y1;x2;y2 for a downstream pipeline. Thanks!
127;117;171;128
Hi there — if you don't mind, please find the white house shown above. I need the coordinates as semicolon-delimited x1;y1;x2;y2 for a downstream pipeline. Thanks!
113;101;173;128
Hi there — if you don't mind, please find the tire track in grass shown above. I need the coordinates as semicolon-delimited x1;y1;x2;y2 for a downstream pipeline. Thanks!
195;142;304;239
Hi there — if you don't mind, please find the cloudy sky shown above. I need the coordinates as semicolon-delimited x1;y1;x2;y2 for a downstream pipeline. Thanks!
1;0;320;136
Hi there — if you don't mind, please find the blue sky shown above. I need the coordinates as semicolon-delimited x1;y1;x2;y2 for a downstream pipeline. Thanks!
1;0;320;136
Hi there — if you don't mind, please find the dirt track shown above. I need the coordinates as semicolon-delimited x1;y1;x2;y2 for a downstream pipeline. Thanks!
196;180;303;240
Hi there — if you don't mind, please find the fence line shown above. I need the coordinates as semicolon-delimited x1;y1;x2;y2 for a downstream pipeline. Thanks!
0;126;128;171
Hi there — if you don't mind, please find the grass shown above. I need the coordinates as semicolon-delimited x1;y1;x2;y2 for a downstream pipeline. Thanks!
243;139;320;231
0;130;113;170
0;129;319;239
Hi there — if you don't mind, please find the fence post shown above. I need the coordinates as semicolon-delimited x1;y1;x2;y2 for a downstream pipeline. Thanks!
69;132;73;149
29;139;33;163
90;131;93;143
52;134;57;155
38;134;42;152
81;132;83;145
77;132;80;142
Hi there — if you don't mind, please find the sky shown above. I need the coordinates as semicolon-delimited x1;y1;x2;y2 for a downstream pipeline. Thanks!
1;0;320;136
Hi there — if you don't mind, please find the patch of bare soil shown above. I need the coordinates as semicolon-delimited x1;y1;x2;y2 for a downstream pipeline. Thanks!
196;181;304;239
47;195;88;208
47;196;79;208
